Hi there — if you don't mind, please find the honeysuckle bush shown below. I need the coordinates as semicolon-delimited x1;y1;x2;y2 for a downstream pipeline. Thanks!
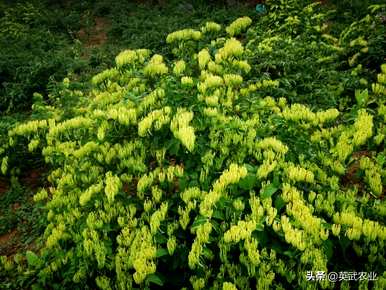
245;1;386;109
0;1;386;289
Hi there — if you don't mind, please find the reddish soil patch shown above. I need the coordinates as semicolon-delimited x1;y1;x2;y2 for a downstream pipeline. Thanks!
11;202;21;211
351;150;371;159
77;17;110;48
0;177;9;195
20;168;45;190
0;228;19;256
341;151;371;192
123;180;137;196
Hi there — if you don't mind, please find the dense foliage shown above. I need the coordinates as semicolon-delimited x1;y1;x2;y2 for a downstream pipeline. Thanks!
0;1;385;289
0;1;86;113
0;0;254;113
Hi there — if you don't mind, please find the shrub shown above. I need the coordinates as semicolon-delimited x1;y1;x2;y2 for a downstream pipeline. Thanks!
0;1;385;289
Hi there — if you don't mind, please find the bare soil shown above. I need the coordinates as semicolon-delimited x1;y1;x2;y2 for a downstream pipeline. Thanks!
0;228;19;256
77;16;110;48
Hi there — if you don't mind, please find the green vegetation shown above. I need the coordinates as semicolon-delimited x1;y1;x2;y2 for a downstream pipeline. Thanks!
0;0;254;113
0;0;385;289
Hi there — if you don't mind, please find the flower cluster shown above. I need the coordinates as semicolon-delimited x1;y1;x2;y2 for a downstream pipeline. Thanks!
333;211;386;241
115;49;150;67
188;221;212;269
138;107;171;136
150;202;168;234
198;74;224;94
9;119;48;137
181;76;194;87
225;16;252;36
200;164;247;218
166;29;202;43
79;182;103;206
256;137;288;155
223;74;243;87
215;38;244;63
138;88;165;113
104;172;121;203
173;60;186;75
281;215;307;251
286;164;314;183
143;54;168;76
282;104;339;125
360;157;383;196
223;220;256;243
170;109;196;152
201;21;221;34
130;226;157;284
198;48;211;70
92;68;119;86
223;282;238;290
352;109;373;146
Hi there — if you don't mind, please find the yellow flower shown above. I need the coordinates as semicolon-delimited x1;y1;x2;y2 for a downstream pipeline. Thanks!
223;220;256;243
215;38;244;63
115;50;137;67
173;60;186;75
232;60;251;73
286;164;314;183
257;137;288;155
150;202;168;234
167;236;177;255
223;74;243;86
1;156;8;175
104;172;121;203
166;29;202;43
223;282;238;290
352;109;373;146
144;54;168;76
198;49;211;70
170;109;196;152
201;21;221;33
181;76;194;87
226;16;252;36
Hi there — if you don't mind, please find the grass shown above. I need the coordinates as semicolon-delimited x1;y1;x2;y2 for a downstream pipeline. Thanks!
0;176;45;256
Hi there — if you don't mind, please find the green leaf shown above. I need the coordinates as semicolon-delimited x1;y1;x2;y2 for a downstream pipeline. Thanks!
260;183;278;199
323;239;333;260
255;223;264;231
26;250;39;267
244;163;257;173
156;248;169;258
321;222;332;230
339;235;350;252
167;139;180;155
355;89;368;106
283;250;297;258
239;173;257;190
272;173;280;187
202;247;214;260
191;216;208;230
212;210;224;220
178;177;188;191
253;230;268;247
146;273;164;286
274;195;286;212
154;233;167;244
376;153;385;168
